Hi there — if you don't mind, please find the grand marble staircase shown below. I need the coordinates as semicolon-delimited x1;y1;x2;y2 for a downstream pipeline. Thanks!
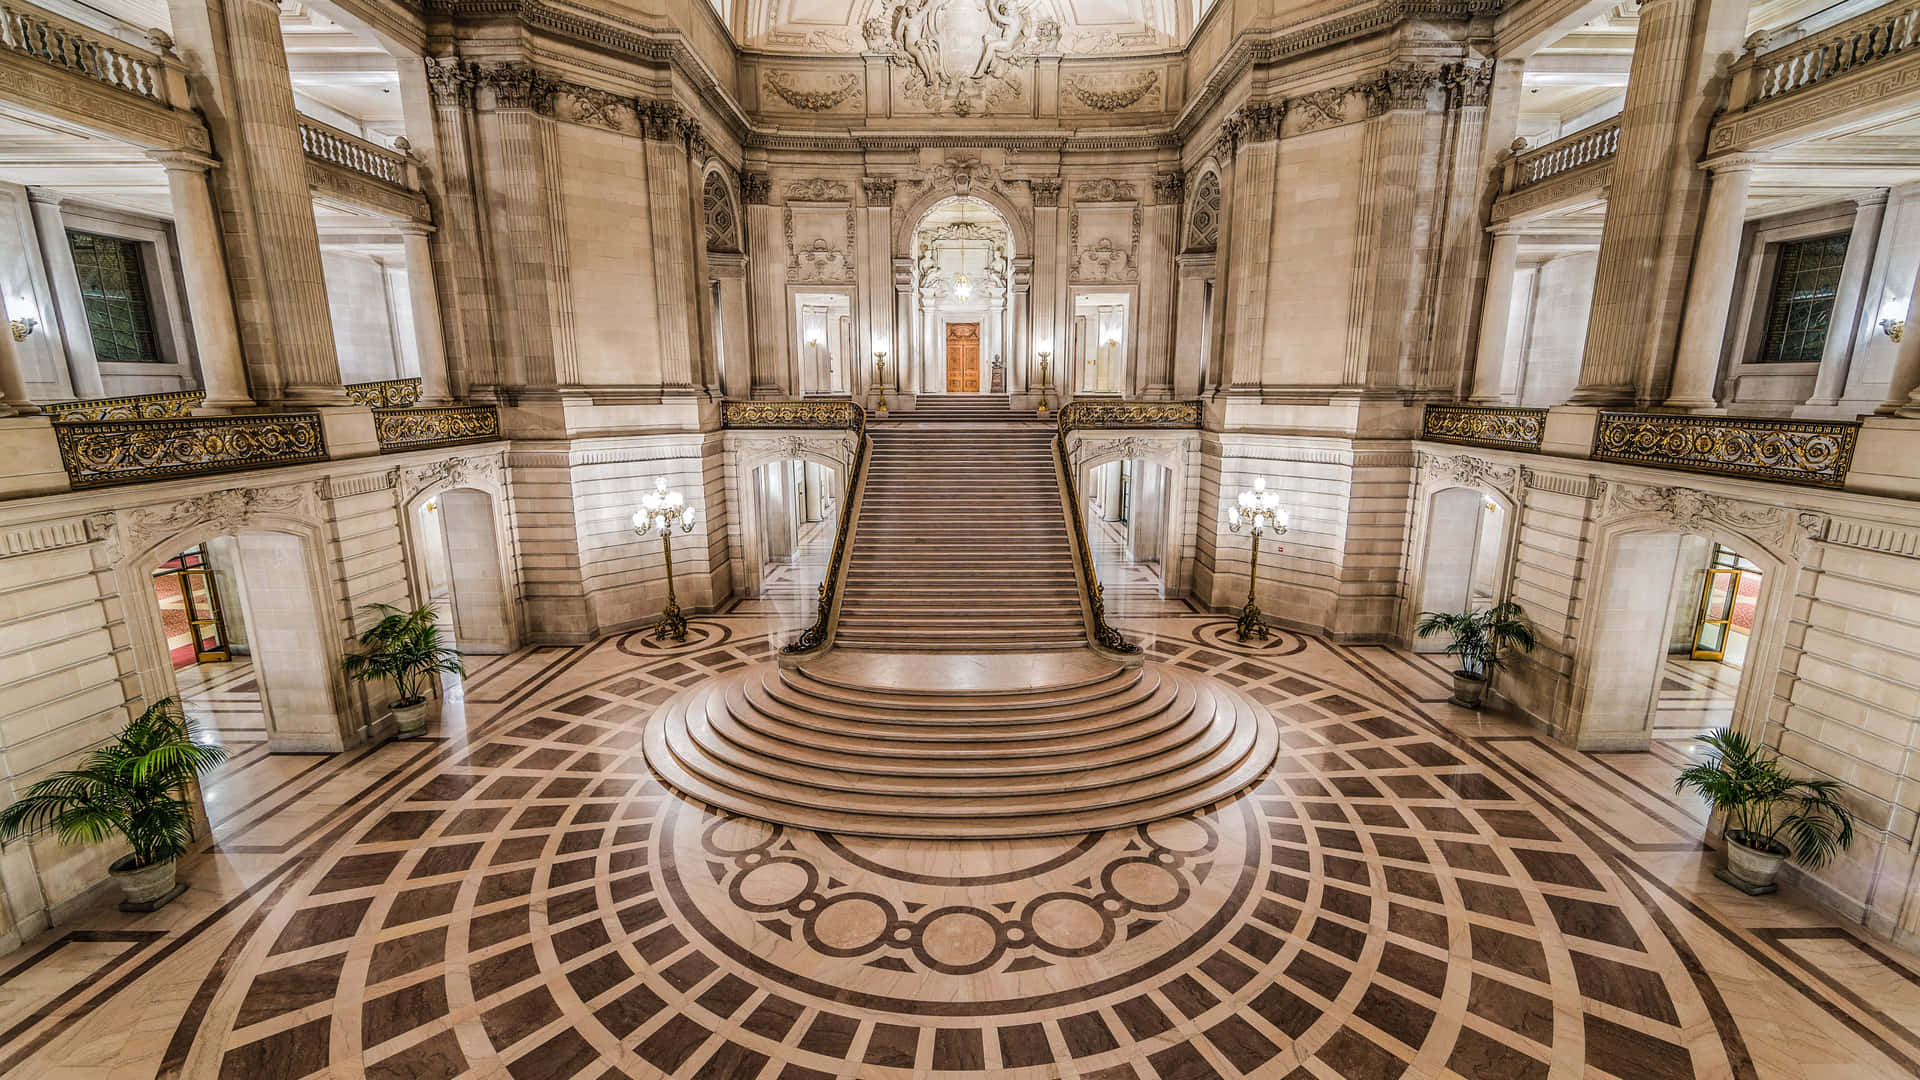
835;411;1084;651
642;651;1280;837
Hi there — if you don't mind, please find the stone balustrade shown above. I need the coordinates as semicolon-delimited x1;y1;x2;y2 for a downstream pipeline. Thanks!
53;412;326;489
1592;412;1859;488
1421;404;1548;451
371;404;501;451
1736;3;1920;108
299;117;413;188
0;1;173;104
1504;119;1620;193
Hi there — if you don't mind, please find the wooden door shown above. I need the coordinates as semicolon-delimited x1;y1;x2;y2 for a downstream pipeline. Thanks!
945;323;980;392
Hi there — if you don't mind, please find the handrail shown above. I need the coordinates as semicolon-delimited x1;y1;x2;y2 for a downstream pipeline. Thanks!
0;1;170;104
1737;2;1920;108
1052;430;1140;657
784;430;869;655
299;116;412;188
1504;118;1619;193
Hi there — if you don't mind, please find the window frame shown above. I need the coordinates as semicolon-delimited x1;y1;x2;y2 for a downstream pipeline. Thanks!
67;229;164;365
1755;231;1849;366
53;203;198;383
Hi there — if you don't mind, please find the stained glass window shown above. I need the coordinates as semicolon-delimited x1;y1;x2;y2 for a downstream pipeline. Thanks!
1759;234;1849;365
68;230;161;364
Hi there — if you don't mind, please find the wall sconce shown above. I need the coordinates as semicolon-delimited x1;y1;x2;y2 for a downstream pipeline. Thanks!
8;296;36;341
1880;296;1908;343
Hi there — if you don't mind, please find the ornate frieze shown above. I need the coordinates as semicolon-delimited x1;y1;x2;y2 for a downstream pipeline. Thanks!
122;482;323;550
1420;451;1520;499
1291;86;1349;133
861;178;895;206
1074;178;1137;202
763;70;861;112
1597;482;1827;560
722;399;866;432
1592;412;1859;489
1421;405;1547;452
372;405;502;452
785;178;851;202
1062;70;1162;112
55;414;327;490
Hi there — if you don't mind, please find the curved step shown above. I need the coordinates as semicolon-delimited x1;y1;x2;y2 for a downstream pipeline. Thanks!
640;657;1281;839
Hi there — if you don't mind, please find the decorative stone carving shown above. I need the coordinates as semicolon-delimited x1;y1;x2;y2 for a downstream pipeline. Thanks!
481;63;549;109
1442;59;1494;108
1240;100;1285;141
1291;86;1348;133
84;512;121;565
1364;63;1442;116
1062;70;1162;112
546;81;634;131
1030;17;1062;52
861;178;896;206
1213;111;1245;160
1599;482;1810;561
704;171;741;252
1183;169;1220;252
792;238;853;283
1074;178;1137;202
879;0;1039;114
1152;171;1183;205
1029;177;1062;206
1592;411;1857;488
786;178;851;202
400;455;501;504
125;482;323;550
424;57;477;107
741;171;772;205
1421;452;1519;499
764;71;861;111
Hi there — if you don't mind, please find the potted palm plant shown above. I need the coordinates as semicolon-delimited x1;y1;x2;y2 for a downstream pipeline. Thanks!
0;698;228;910
1675;727;1857;895
342;602;465;739
1414;601;1536;709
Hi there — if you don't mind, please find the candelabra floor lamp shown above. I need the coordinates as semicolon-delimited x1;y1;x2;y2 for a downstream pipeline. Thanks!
634;478;698;641
1036;343;1053;418
873;344;889;416
1227;477;1288;641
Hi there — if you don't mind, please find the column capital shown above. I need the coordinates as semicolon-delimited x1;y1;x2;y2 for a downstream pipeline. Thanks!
148;148;219;173
394;220;438;239
1698;151;1767;174
1488;220;1527;239
1850;189;1891;209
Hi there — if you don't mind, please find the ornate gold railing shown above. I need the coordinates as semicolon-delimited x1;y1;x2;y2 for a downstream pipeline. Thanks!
42;388;204;421
722;398;866;433
1057;399;1200;433
372;404;500;451
785;430;869;655
1593;412;1858;488
299;117;413;188
54;413;326;489
344;377;421;409
1421;404;1547;452
1503;118;1619;192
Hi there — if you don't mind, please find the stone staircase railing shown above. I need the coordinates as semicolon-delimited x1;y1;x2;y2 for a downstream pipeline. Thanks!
1503;118;1620;193
0;1;178;105
1732;2;1920;109
299;117;414;189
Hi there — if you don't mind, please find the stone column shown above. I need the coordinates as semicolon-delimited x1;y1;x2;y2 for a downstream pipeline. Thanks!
1139;171;1182;396
1664;156;1760;409
743;172;787;396
1469;223;1523;403
642;103;698;390
26;191;102;398
1569;0;1751;404
150;152;256;412
1878;255;1920;417
218;0;349;404
395;222;454;406
1222;103;1282;390
1030;179;1062;394
1805;191;1888;407
0;314;39;416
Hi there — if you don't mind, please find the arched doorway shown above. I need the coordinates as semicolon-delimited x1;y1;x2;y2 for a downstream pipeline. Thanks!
140;529;350;756
410;488;516;655
1414;488;1510;652
1085;458;1178;608
746;459;839;611
1567;527;1778;751
911;196;1015;396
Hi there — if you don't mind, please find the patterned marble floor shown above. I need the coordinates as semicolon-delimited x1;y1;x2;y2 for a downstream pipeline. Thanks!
3;602;1917;1080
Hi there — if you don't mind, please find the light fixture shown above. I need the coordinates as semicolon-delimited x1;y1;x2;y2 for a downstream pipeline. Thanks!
872;341;889;416
1226;477;1289;641
632;477;699;642
952;200;972;301
1880;295;1908;343
1036;338;1053;417
8;295;36;341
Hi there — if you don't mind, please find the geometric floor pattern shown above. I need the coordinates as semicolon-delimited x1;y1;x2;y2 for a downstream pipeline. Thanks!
4;597;1918;1080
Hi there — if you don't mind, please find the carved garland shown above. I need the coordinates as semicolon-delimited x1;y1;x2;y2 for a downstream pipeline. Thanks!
763;71;861;112
1063;70;1162;112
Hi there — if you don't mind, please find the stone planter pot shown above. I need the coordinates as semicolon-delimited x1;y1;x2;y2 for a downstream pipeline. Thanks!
392;698;430;740
1449;671;1488;709
109;853;177;906
1719;830;1789;895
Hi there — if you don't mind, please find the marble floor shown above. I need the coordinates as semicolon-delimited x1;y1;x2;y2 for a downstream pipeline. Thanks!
4;602;1918;1080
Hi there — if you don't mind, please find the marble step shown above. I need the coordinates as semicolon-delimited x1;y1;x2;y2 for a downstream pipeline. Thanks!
640;659;1281;838
792;659;1140;702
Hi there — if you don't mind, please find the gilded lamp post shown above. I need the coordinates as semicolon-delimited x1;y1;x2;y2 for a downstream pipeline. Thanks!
873;342;889;416
1036;340;1053;417
633;477;699;642
1227;477;1288;641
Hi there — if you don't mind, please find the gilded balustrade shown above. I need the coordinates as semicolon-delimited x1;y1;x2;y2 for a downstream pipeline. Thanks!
41;388;204;421
1056;399;1200;433
345;377;421;409
1593;412;1858;488
54;413;325;489
371;405;500;450
1421;405;1547;452
722;398;866;433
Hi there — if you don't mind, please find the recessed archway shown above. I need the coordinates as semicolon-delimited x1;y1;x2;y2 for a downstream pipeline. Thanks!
1413;487;1511;652
410;488;517;656
909;196;1016;397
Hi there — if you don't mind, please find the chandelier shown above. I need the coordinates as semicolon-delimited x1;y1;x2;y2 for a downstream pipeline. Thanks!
952;200;972;301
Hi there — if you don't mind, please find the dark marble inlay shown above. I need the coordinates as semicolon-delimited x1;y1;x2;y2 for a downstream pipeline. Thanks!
234;954;345;1027
362;976;449;1048
217;1017;331;1080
